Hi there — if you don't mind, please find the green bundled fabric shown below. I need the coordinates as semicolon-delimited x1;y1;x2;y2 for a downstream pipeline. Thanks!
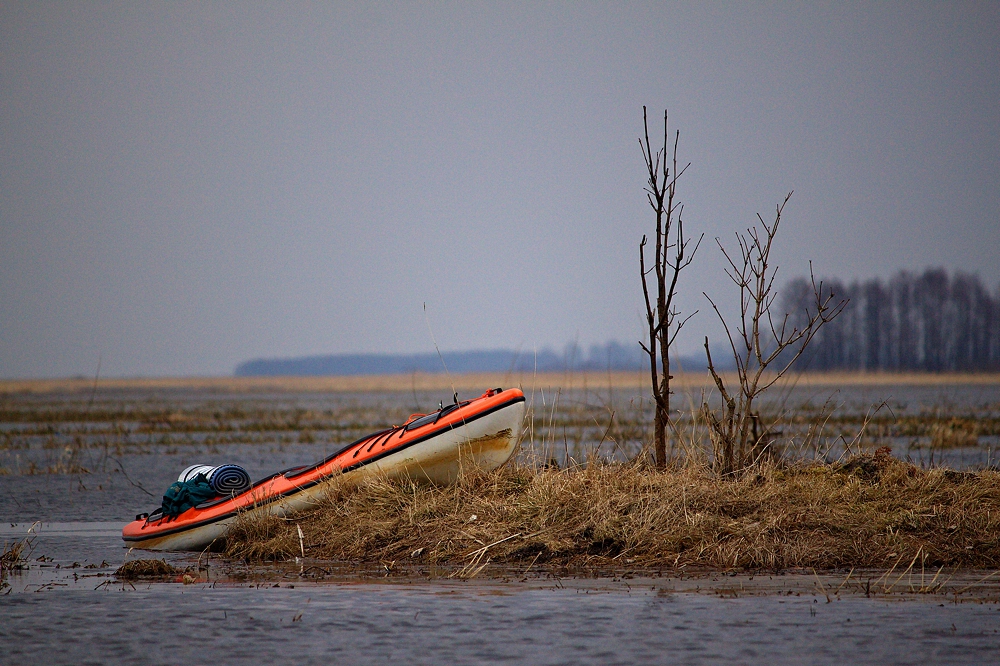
161;473;218;518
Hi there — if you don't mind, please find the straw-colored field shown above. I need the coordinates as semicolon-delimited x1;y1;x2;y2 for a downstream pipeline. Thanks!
3;370;1000;395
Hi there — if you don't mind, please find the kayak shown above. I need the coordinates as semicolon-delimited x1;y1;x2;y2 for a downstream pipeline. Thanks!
122;387;526;551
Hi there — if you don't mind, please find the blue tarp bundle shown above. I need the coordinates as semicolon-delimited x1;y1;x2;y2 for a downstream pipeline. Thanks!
161;474;218;518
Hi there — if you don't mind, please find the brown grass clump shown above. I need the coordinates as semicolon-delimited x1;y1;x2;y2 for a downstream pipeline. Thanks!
1;538;31;580
226;511;299;562
115;559;181;580
224;456;1000;571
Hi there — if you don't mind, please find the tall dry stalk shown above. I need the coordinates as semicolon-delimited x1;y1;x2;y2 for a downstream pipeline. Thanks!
638;107;702;469
703;193;845;474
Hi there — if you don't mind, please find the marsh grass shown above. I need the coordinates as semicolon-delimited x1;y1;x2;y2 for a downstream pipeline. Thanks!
1;539;30;573
114;559;181;580
928;419;980;449
1;531;35;590
224;453;1000;572
226;509;297;562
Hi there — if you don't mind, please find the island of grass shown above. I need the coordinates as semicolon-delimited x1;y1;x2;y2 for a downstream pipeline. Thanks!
225;449;1000;575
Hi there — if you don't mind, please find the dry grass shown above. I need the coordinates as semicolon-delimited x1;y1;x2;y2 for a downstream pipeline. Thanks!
1;539;30;574
928;419;980;449
224;453;1000;572
115;559;181;580
1;533;34;590
226;511;300;562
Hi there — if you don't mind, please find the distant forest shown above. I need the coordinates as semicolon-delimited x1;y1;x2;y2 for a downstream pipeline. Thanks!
234;342;720;377
782;269;1000;372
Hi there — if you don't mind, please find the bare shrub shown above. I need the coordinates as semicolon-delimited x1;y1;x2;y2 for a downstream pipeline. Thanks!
702;193;846;474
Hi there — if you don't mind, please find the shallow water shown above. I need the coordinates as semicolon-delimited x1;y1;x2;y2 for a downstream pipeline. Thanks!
3;383;1000;663
4;517;1000;665
4;566;1000;665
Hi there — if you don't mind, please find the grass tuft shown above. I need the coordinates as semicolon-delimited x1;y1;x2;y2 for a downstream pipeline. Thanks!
115;559;181;580
1;539;30;576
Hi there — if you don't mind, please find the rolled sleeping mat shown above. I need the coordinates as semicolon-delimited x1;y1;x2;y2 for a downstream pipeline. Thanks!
178;463;252;496
207;464;252;495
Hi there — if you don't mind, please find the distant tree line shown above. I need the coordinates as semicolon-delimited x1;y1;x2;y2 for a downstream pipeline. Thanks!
782;269;1000;372
235;341;729;377
233;344;632;377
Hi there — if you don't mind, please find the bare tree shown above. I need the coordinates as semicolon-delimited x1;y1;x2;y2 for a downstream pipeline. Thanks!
891;272;915;371
638;107;702;468
863;279;888;371
702;193;846;474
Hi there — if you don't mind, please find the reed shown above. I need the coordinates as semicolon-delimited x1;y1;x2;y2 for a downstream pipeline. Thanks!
224;452;1000;571
1;532;34;590
928;419;980;449
1;539;29;574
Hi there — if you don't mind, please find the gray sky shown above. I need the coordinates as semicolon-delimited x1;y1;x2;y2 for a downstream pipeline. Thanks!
2;1;998;378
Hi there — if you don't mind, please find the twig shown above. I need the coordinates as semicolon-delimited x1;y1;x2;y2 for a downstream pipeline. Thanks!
521;551;542;578
834;567;854;595
811;569;831;603
952;570;1000;597
107;454;155;497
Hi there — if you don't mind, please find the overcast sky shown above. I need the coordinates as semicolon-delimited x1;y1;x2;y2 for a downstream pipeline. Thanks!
1;2;998;378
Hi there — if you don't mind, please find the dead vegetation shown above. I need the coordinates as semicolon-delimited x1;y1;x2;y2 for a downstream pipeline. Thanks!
224;455;1000;572
1;532;34;590
2;539;31;574
114;559;181;580
928;419;980;449
703;193;846;474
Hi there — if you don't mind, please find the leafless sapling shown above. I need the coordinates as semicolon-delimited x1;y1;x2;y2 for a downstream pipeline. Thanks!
702;192;846;474
638;107;703;468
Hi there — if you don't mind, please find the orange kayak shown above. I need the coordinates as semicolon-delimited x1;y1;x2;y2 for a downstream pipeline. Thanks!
122;388;526;551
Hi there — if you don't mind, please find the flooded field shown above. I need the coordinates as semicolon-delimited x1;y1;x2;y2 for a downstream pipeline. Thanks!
2;374;1000;663
2;373;999;482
